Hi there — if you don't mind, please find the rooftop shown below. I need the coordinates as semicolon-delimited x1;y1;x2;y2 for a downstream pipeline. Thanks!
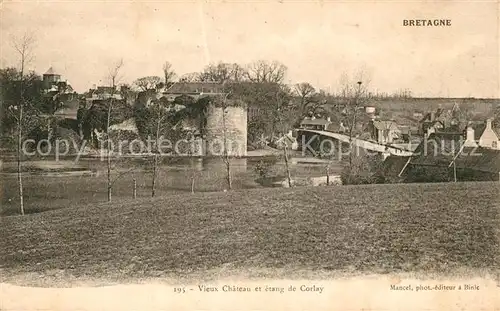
300;118;331;126
371;120;401;131
44;67;59;76
164;82;224;94
469;120;500;140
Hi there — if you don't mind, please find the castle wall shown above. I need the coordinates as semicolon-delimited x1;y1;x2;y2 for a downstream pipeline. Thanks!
205;104;247;157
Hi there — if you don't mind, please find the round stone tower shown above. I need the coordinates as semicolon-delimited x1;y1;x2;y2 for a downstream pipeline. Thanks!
204;99;247;157
42;67;61;90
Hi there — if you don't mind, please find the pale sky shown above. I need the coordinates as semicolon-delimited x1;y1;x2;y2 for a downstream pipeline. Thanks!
1;1;498;97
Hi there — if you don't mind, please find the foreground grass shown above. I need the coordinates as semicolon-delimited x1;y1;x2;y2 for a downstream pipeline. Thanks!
1;182;499;285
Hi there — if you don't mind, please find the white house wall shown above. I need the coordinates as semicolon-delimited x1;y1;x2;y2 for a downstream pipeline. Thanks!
479;128;500;149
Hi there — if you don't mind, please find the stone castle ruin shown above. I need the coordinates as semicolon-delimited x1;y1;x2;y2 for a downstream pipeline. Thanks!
136;83;248;157
204;100;247;157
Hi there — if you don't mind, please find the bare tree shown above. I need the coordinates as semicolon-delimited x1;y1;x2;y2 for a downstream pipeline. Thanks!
133;76;162;92
319;149;336;186
105;59;124;202
149;75;192;197
275;88;293;187
338;71;371;183
295;82;316;105
294;82;317;122
149;100;174;197
229;63;246;82
186;131;198;194
220;91;232;190
245;60;287;84
179;72;202;82
162;61;177;87
199;62;246;83
9;32;36;215
199;62;230;83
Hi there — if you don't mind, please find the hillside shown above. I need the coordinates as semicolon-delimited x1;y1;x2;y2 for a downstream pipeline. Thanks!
367;97;499;125
1;182;499;286
369;97;499;112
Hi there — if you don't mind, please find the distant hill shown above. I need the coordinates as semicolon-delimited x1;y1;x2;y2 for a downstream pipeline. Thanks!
365;97;499;126
368;97;498;113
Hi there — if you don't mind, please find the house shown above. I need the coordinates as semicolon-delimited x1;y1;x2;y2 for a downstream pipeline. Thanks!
298;117;347;133
364;106;376;114
420;110;445;137
464;119;500;149
299;117;337;131
275;130;299;150
419;106;464;137
399;126;412;143
369;120;401;144
163;82;224;101
85;86;123;101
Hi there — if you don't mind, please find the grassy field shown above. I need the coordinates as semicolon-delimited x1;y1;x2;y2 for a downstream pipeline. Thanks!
1;182;499;286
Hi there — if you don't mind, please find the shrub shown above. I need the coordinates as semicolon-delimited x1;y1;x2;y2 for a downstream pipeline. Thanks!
405;165;451;183
254;160;273;179
341;154;383;185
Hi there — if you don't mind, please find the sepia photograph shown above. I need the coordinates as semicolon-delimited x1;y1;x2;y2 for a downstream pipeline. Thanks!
0;1;499;310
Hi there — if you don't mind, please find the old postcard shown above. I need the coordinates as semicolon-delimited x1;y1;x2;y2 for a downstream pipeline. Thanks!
0;0;499;310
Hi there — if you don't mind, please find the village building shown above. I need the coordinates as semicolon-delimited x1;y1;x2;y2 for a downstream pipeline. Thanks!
162;82;224;101
368;120;401;144
299;117;337;131
419;105;463;137
398;125;415;143
274;130;299;150
86;85;123;100
464;119;500;150
420;111;445;137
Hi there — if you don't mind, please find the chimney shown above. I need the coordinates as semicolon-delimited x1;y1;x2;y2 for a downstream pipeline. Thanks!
430;112;435;122
326;116;331;122
463;125;478;147
466;126;475;141
486;118;492;129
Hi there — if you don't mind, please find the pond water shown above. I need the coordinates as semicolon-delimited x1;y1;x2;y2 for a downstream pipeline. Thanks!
1;156;344;215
